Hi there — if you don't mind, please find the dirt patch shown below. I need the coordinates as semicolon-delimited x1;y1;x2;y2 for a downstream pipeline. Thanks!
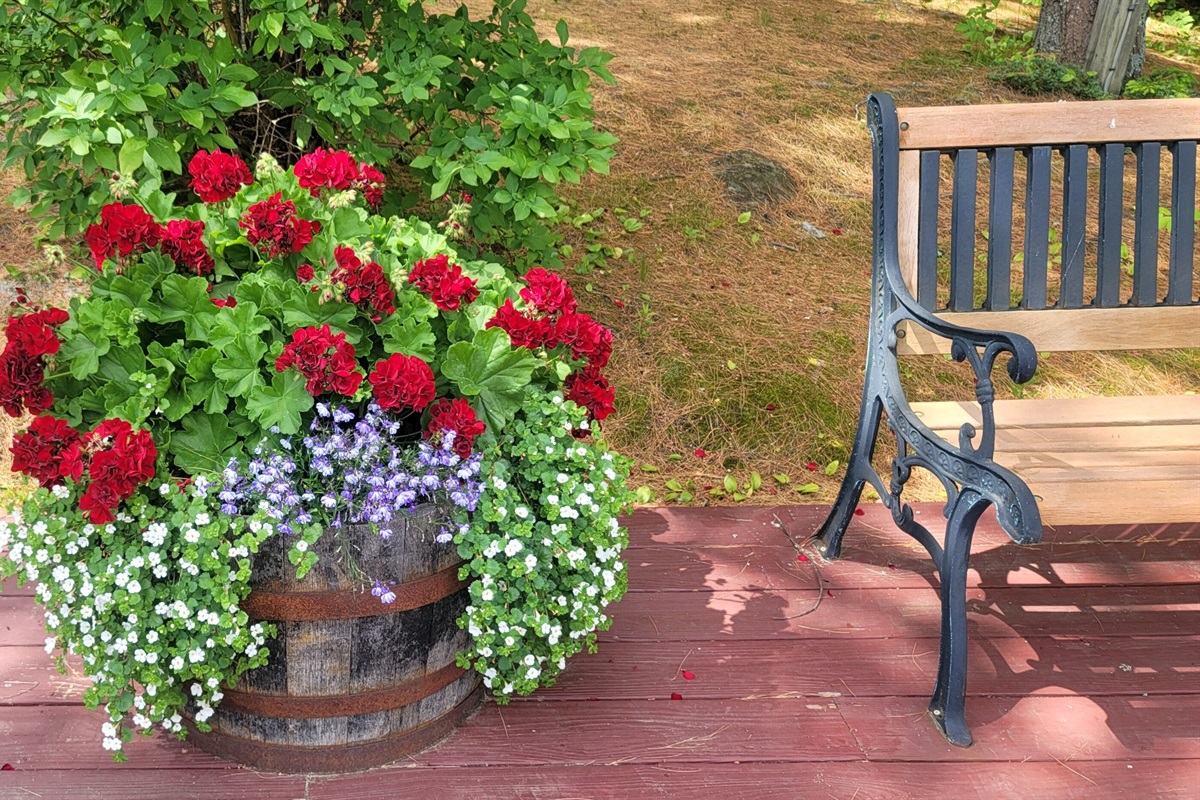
713;150;798;208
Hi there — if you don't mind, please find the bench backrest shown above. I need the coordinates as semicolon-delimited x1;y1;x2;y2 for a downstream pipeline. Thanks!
887;97;1200;356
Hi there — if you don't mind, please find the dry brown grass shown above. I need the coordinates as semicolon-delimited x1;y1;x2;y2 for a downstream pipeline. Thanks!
0;0;1196;509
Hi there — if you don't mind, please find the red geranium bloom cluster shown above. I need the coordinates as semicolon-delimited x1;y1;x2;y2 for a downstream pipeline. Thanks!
84;203;163;270
160;219;215;276
10;415;83;488
487;299;554;349
564;365;615;421
188;150;254;203
520;268;578;317
554;312;613;368
407;254;479;311
76;419;158;524
294;149;386;207
275;324;362;397
0;307;67;417
332;245;396;320
240;193;320;258
425;397;486;458
369;353;436;412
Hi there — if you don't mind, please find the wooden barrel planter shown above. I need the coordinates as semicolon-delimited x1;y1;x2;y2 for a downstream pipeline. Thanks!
186;504;482;773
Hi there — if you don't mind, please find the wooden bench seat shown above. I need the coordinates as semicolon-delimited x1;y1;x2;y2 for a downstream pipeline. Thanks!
815;93;1199;749
913;395;1200;525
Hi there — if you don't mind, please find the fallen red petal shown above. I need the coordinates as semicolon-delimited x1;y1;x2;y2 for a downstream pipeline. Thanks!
831;228;843;235
765;404;776;411
1;764;13;771
887;563;897;570
681;670;695;680
805;462;818;471
694;448;707;458
797;553;809;562
631;665;638;671
671;692;684;700
826;590;835;598
613;300;625;308
587;696;599;701
721;281;730;287
854;509;865;516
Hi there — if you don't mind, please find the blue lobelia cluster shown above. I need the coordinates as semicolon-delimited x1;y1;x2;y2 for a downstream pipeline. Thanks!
218;403;484;539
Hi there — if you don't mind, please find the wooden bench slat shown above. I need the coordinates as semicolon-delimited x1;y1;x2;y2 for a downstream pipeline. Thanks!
896;98;1200;150
1096;142;1125;308
942;424;1200;453
895;305;1200;354
1167;140;1197;305
1133;143;1162;306
910;394;1200;430
987;148;1015;310
1029;477;1200;526
1022;146;1053;310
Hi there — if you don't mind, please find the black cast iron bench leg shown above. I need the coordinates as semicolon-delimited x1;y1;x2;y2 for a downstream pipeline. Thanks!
928;488;990;747
815;394;882;560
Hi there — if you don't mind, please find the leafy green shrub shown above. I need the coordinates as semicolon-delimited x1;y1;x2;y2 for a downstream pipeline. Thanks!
994;55;1109;100
1124;67;1200;98
0;0;616;266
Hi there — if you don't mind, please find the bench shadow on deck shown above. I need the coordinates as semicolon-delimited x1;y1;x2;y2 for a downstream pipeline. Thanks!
2;503;1198;799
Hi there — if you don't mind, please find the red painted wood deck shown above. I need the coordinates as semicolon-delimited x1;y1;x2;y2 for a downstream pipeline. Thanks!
3;503;1199;798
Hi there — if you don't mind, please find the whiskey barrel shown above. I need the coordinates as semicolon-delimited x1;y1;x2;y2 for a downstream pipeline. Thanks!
186;504;482;773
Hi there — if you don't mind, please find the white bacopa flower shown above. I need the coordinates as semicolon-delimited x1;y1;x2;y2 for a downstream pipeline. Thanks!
504;539;523;557
556;473;569;484
481;588;494;602
184;528;200;544
159;483;171;496
524;554;538;569
295;540;308;553
44;637;56;654
51;484;71;499
514;506;529;520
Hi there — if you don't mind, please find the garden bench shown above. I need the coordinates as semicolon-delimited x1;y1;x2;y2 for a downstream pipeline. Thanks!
817;93;1200;747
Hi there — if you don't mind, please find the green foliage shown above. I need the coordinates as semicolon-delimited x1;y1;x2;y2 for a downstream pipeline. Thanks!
0;0;617;265
1124;67;1200;98
51;159;582;476
455;393;633;699
956;0;1035;63
994;55;1109;100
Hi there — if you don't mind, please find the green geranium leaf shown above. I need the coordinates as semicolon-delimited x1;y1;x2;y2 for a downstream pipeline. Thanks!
213;335;268;398
204;301;271;349
183;347;229;415
157;274;217;340
171;410;243;474
244;370;314;435
441;327;539;431
282;293;360;344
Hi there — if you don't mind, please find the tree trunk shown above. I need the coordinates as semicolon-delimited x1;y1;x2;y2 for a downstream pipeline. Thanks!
1034;0;1149;92
1034;0;1101;66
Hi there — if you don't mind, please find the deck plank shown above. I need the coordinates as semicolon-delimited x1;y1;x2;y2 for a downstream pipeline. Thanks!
1;503;1197;794
7;634;1197;707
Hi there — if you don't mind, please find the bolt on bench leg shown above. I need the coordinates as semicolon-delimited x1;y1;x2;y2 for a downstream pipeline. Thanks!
928;489;990;748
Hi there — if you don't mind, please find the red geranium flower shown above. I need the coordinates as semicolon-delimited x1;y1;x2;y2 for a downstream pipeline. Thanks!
5;308;68;358
486;299;554;350
159;219;215;276
407;254;479;311
240;193;320;258
425;397;486;458
355;163;386;208
369;353;436;412
211;296;237;308
520;268;577;317
10;415;83;488
332;245;395;320
74;419;158;523
84;203;163;270
564;365;615;421
0;350;52;417
188;150;253;203
553;312;613;368
275;325;362;397
78;480;122;524
296;264;315;283
294;148;360;195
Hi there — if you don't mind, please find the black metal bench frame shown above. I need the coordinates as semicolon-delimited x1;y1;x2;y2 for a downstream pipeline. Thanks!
817;93;1199;747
